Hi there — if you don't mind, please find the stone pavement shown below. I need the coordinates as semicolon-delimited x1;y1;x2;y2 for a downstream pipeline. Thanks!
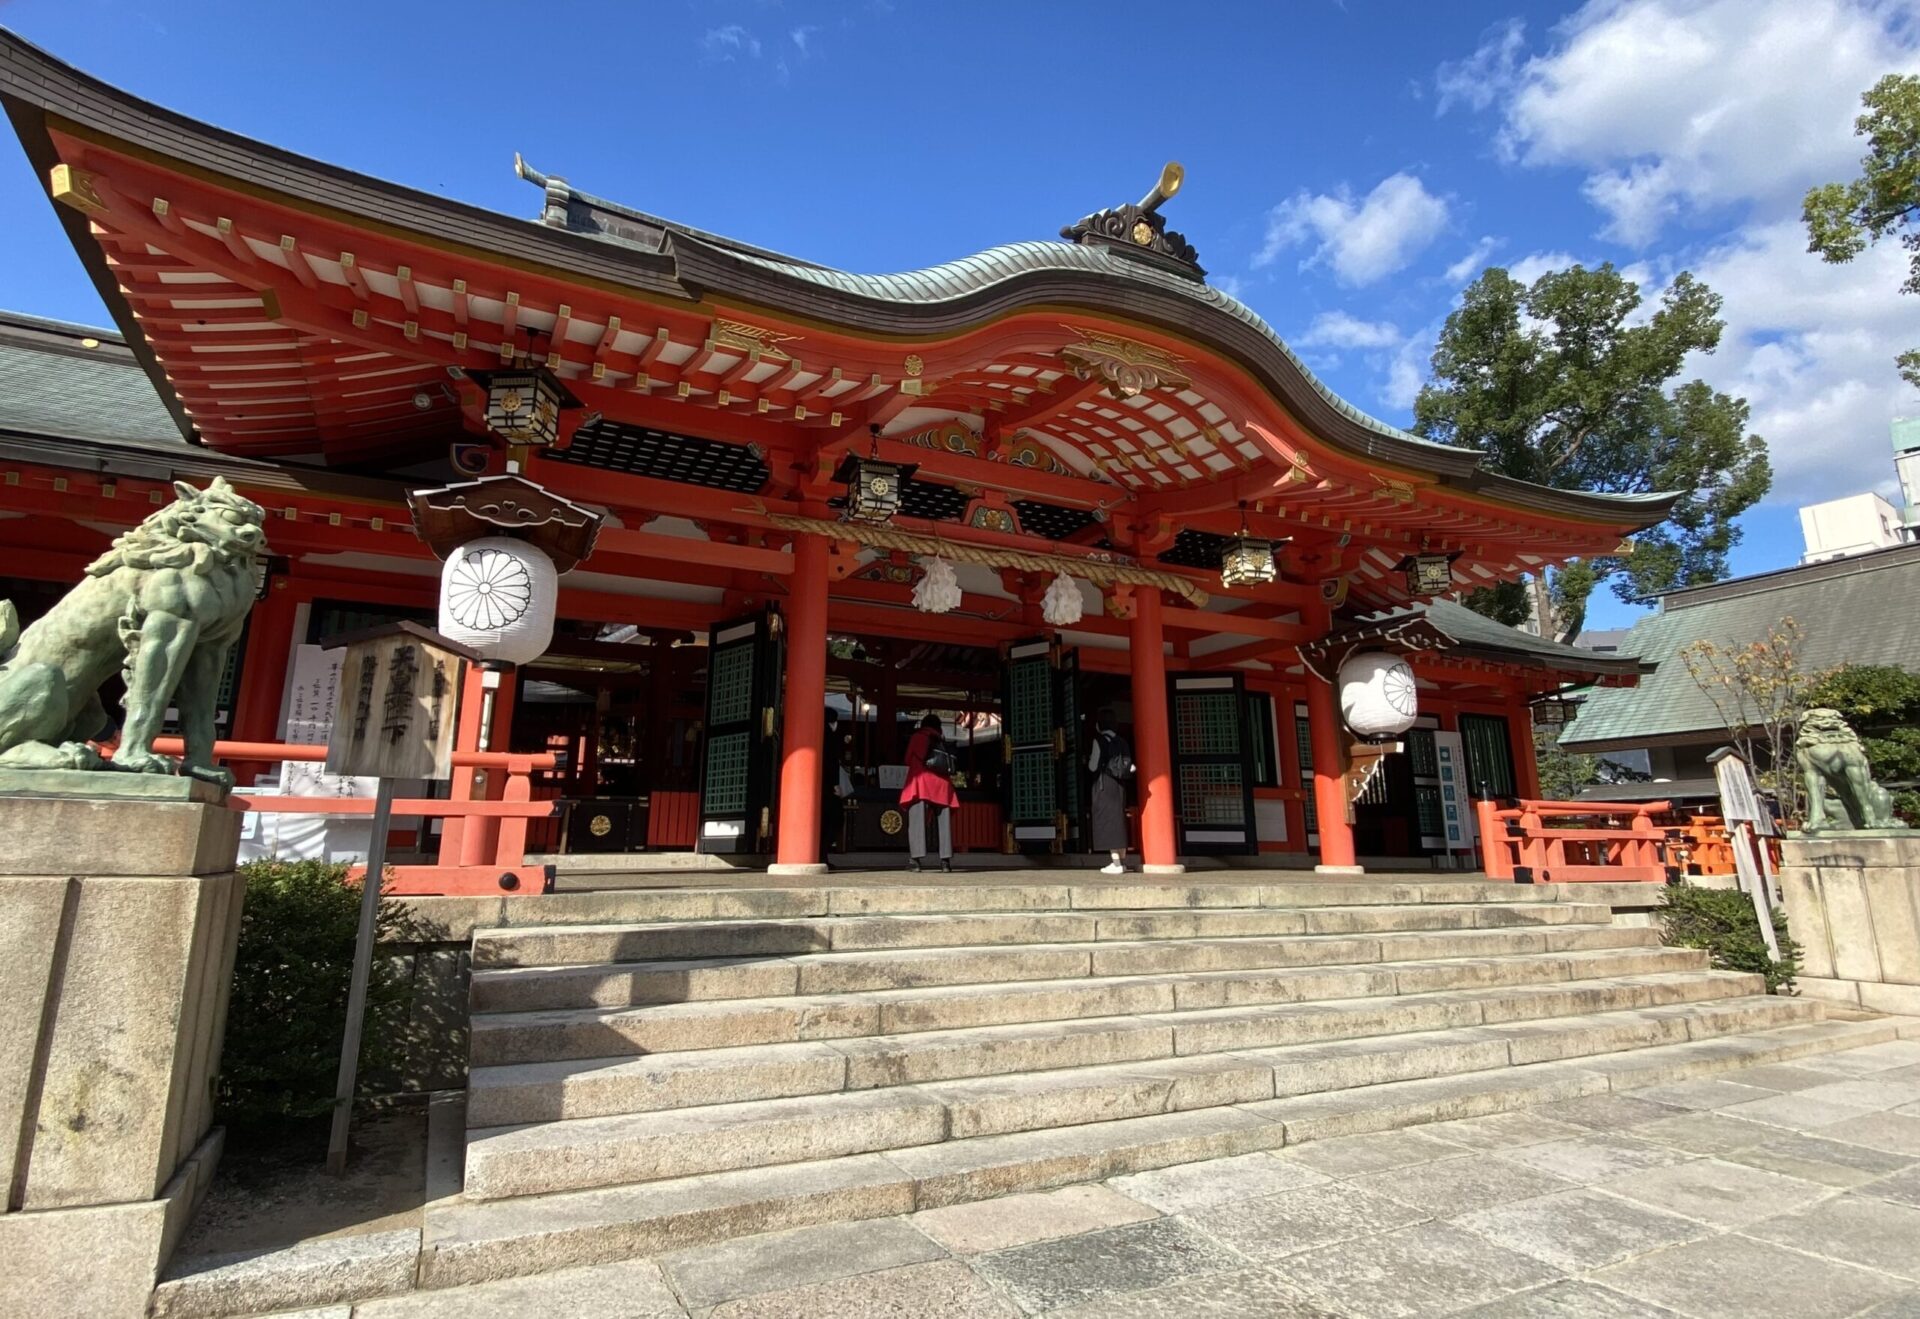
258;1039;1920;1318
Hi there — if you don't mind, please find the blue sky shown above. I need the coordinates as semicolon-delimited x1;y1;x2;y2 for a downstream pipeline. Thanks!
3;0;1917;630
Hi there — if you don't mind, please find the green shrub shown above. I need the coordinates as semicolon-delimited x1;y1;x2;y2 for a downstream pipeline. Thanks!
1658;883;1800;994
218;859;413;1128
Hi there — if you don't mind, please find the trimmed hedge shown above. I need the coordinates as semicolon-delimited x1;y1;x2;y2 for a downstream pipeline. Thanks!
1658;882;1800;995
217;859;413;1127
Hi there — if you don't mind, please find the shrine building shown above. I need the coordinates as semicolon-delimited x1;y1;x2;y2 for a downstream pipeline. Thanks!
0;32;1658;881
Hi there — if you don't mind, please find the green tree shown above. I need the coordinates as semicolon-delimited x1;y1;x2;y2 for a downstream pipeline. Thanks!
1803;74;1920;388
1534;722;1600;800
1679;618;1813;821
1413;265;1771;638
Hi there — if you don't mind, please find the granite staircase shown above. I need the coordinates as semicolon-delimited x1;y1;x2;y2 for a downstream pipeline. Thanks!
416;879;1877;1290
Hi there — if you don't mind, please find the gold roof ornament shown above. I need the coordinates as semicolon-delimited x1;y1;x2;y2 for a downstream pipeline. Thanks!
1060;161;1204;279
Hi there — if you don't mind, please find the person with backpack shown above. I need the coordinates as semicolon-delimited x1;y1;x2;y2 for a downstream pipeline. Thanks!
900;711;958;872
1088;710;1133;873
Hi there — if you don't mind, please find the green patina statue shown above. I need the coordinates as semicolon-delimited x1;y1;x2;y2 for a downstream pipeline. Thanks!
1796;706;1901;831
0;477;266;788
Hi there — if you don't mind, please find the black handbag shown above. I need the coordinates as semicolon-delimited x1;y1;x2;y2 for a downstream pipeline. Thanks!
924;740;957;774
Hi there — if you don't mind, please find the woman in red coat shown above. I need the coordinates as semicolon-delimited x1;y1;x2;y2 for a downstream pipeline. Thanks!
900;712;959;872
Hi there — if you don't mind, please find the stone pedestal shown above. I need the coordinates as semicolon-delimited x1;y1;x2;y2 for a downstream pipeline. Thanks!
1779;833;1920;1015
0;781;244;1318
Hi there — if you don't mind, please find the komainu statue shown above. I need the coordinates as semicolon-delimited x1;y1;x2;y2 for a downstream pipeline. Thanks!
1795;706;1900;831
0;477;266;787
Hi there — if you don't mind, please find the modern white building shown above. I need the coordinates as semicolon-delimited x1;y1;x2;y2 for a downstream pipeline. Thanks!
1799;491;1905;563
1797;418;1920;563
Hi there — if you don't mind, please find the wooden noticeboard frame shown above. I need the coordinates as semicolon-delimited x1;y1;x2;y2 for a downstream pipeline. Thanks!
322;622;478;782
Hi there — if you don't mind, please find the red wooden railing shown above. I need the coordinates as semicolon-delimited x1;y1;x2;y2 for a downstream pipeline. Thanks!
152;738;558;896
1475;797;1673;883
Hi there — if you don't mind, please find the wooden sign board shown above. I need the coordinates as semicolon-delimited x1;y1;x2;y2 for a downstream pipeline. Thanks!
322;623;477;781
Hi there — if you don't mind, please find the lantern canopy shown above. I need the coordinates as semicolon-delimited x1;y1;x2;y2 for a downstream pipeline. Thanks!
1220;534;1277;588
478;367;577;448
1396;550;1460;597
1338;650;1419;740
437;535;558;665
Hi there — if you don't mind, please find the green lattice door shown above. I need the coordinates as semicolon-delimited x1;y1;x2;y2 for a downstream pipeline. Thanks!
1002;637;1060;850
1056;649;1087;852
697;609;783;854
1168;672;1256;855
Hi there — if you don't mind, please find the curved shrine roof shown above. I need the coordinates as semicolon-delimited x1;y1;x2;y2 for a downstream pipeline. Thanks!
0;27;1676;611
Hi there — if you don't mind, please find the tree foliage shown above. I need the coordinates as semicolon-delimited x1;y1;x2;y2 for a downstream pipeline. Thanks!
1678;617;1813;821
1413;264;1771;638
1803;73;1920;388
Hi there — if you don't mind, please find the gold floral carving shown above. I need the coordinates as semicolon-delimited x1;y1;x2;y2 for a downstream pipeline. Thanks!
712;318;800;361
1059;327;1191;398
904;354;925;377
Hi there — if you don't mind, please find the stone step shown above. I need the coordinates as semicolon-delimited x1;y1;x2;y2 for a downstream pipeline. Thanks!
471;918;1660;1026
467;901;1613;969
420;1015;1916;1291
443;881;1580;938
465;968;1764;1129
462;983;1795;1196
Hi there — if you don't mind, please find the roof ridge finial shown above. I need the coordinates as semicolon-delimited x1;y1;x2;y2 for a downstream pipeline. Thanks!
1061;162;1204;280
513;154;572;229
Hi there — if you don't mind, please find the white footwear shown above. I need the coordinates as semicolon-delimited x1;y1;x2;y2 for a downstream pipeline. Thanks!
1099;861;1126;875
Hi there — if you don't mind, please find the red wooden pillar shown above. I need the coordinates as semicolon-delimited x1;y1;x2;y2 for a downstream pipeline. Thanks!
773;532;828;873
1129;586;1183;874
227;575;299;789
1305;673;1360;872
1507;691;1542;801
441;663;515;867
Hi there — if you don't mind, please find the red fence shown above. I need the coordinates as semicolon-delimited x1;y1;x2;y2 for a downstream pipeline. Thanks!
1476;798;1673;883
153;738;558;895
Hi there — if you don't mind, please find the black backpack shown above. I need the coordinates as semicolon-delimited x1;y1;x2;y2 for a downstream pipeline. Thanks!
1099;731;1134;781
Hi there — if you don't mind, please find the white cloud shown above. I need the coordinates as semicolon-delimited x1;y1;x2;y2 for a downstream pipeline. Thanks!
1679;219;1917;504
1212;273;1247;301
1443;236;1500;284
1297;311;1403;350
1257;173;1451;286
1383;337;1430;410
790;26;819;56
1436;18;1526;114
1497;0;1920;244
701;24;762;60
1504;250;1582;288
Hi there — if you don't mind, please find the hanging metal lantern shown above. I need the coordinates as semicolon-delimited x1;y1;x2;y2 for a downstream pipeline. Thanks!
1221;535;1277;587
1396;548;1459;597
1532;694;1573;729
832;425;917;525
481;367;575;447
1220;502;1279;588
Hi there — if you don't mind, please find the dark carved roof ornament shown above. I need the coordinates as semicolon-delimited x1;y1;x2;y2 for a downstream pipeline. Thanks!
408;474;604;572
1060;162;1205;280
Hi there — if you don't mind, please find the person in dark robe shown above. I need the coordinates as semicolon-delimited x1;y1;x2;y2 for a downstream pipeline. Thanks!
1089;710;1132;873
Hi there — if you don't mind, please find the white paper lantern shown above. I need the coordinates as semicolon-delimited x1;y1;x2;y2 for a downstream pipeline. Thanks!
912;555;961;614
1041;572;1085;626
438;535;557;665
1338;650;1418;739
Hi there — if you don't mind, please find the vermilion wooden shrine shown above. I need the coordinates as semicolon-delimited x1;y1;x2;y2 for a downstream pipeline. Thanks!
0;32;1661;884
